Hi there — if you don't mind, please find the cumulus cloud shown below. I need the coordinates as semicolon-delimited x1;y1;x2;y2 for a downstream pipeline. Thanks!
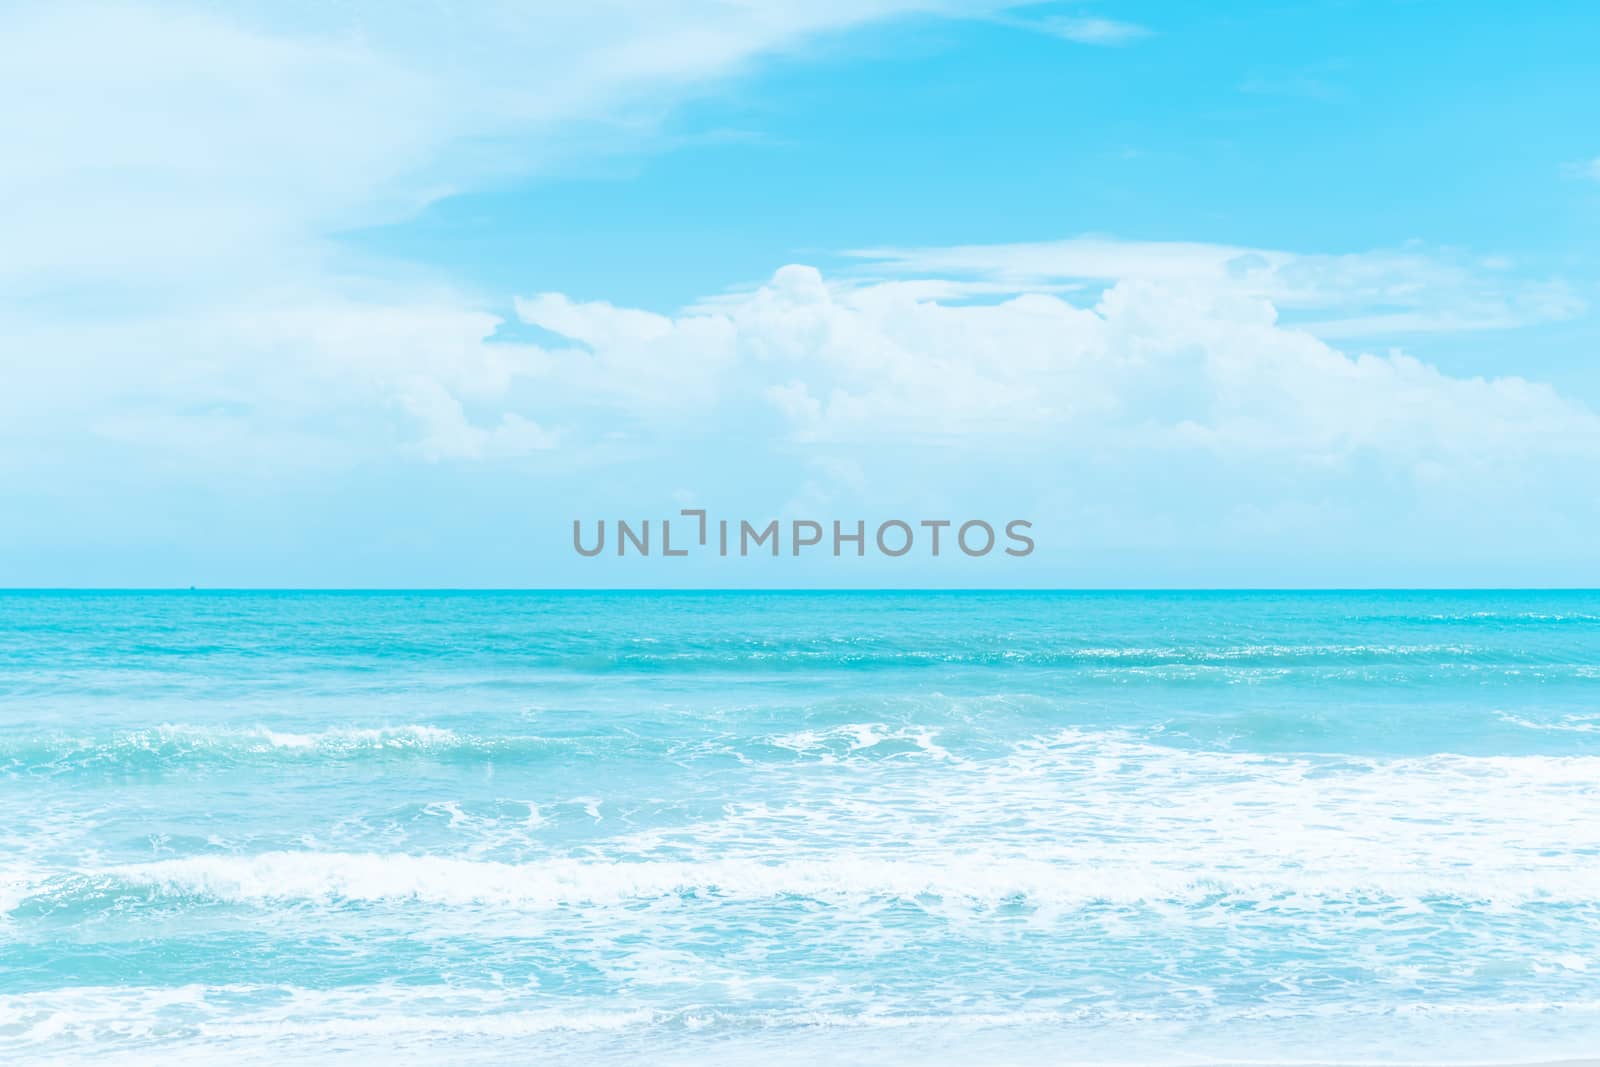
498;251;1600;583
514;293;739;413
512;253;1600;472
399;380;558;462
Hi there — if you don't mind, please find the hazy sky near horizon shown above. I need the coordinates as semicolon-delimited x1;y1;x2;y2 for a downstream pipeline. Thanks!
5;0;1600;587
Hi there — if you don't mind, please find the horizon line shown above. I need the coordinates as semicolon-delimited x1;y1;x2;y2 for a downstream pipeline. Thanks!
4;587;1600;594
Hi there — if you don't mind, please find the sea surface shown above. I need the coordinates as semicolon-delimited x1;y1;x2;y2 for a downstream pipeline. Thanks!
2;590;1599;1065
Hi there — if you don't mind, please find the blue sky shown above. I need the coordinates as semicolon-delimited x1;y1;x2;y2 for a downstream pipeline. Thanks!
4;0;1600;587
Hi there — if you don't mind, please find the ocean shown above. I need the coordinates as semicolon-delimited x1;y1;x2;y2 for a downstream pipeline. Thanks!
2;590;1598;1065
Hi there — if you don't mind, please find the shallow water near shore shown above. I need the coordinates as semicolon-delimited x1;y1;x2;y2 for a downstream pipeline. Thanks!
3;590;1599;1064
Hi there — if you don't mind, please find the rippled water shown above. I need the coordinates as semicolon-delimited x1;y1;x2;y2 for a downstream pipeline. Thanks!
3;591;1598;1064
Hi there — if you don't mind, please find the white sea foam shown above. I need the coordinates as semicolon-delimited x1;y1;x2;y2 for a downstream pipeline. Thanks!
1498;712;1600;733
58;847;1600;911
599;731;1600;908
10;731;1600;918
770;722;952;760
0;984;654;1051
7;982;1600;1065
1;724;470;768
168;723;461;750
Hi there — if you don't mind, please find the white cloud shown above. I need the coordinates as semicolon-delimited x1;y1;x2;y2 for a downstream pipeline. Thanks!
2;4;437;287
1;1;1006;289
514;293;739;412
11;5;1577;478
5;3;1599;585
1564;158;1600;182
512;255;1600;473
0;288;568;489
485;251;1600;582
843;238;1586;337
0;0;1011;468
398;380;558;462
1034;16;1150;45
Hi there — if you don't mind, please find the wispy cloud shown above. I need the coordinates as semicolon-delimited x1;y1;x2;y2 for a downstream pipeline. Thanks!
843;237;1585;338
1563;158;1600;181
1002;13;1151;45
1237;60;1349;102
0;0;1020;467
1039;15;1150;44
3;1;1018;291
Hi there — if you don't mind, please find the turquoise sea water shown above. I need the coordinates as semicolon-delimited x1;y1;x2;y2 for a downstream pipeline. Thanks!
2;590;1599;1065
